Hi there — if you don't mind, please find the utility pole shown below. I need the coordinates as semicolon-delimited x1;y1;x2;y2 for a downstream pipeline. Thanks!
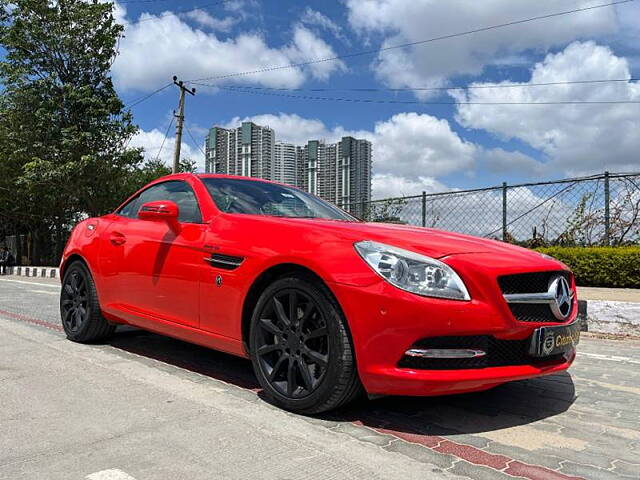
172;76;196;174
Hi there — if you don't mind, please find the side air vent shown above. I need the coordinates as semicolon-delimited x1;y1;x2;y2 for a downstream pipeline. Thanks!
204;254;244;271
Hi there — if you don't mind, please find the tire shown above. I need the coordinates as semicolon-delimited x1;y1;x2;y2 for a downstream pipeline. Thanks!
60;261;115;343
249;273;363;414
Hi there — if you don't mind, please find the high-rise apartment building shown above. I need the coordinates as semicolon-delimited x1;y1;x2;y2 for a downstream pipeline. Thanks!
205;122;372;215
299;140;336;200
338;136;372;215
274;142;299;186
205;122;275;178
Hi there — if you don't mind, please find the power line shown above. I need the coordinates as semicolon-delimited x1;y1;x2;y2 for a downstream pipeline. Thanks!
191;77;639;94
154;115;175;163
185;125;207;158
199;84;640;105
125;83;173;108
188;0;636;82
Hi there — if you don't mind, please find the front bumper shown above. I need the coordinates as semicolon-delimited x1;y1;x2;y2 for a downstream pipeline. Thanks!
360;352;575;396
328;255;578;396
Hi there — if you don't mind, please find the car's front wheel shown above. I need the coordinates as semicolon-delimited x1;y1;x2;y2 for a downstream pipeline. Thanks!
249;274;362;414
60;261;115;343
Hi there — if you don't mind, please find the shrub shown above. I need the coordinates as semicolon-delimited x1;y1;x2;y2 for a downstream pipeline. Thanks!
536;246;640;288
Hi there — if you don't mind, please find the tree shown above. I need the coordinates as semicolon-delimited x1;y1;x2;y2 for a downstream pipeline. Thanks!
0;0;147;264
178;158;198;173
367;197;408;224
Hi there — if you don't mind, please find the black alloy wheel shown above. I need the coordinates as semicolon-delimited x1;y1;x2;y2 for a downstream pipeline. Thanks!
60;261;115;342
254;289;330;398
61;268;89;334
250;274;362;414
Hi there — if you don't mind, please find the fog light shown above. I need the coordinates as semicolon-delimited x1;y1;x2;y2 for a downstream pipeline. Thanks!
405;348;486;359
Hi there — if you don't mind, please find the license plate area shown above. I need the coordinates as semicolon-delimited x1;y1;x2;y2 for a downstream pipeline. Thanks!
529;320;580;357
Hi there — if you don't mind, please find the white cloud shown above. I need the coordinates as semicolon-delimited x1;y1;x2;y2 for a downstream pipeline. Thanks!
452;41;640;175
480;148;546;177
221;113;370;145
345;0;622;97
129;127;202;171
372;173;447;198
373;112;476;179
300;7;348;44
284;26;346;81
183;9;237;32
223;112;476;198
111;3;344;92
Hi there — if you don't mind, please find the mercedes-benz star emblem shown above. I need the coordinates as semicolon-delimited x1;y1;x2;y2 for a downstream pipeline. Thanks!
548;276;573;320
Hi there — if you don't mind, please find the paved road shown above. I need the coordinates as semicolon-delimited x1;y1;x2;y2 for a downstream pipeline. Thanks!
0;276;639;480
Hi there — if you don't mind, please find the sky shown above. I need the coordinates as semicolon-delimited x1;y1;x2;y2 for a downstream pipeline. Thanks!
110;0;640;199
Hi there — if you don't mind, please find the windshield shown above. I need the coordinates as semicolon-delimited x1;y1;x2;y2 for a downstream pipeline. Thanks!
201;177;357;221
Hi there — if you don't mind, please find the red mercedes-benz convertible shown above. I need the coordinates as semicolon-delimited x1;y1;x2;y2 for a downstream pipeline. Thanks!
59;173;580;413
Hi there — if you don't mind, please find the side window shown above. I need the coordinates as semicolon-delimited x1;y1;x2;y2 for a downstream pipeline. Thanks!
118;181;203;223
118;195;141;219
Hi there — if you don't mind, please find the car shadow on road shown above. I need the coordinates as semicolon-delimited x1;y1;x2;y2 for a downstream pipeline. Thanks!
107;327;576;436
322;373;576;436
107;327;260;391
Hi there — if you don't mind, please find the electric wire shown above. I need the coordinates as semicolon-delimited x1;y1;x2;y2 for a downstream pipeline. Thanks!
153;115;175;163
185;125;207;158
196;84;640;105
192;77;639;93
125;83;173;108
188;0;636;82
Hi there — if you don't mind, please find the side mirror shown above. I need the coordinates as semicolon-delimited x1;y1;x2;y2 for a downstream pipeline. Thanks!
138;200;179;222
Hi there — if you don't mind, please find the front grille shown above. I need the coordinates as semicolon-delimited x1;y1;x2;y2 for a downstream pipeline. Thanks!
508;304;558;323
498;270;569;294
398;336;566;370
498;270;572;323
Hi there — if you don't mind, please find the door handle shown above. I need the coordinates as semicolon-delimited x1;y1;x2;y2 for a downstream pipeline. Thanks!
109;232;126;246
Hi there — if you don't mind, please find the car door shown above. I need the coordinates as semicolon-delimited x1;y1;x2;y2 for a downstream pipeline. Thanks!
99;180;206;328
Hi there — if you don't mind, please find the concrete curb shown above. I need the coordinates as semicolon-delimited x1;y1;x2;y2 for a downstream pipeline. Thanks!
587;300;640;336
4;266;60;279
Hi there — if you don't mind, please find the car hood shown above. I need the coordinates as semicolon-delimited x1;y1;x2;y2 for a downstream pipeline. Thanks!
280;218;544;260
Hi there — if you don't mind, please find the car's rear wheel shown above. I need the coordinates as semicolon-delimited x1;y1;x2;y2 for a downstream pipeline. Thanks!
60;261;115;342
249;274;362;414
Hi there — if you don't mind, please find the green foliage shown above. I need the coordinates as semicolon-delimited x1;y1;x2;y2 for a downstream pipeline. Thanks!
0;0;144;220
536;246;640;288
367;197;408;223
178;158;198;173
0;0;173;263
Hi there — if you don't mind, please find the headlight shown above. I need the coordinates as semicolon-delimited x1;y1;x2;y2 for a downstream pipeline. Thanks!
354;240;470;301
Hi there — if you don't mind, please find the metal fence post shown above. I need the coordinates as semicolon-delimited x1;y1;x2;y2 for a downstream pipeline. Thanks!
502;182;508;241
421;191;427;227
604;171;610;246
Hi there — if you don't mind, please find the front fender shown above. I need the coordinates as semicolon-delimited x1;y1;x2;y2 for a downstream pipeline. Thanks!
60;217;111;281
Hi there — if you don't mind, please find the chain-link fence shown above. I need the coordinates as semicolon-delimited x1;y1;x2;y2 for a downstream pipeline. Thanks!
4;172;638;267
345;172;640;247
